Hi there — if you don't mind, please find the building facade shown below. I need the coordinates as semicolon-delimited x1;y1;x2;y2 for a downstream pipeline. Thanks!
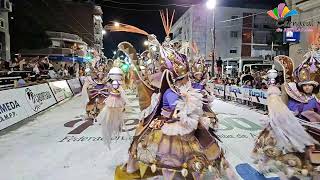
286;0;320;67
12;0;104;59
171;5;286;76
0;0;11;61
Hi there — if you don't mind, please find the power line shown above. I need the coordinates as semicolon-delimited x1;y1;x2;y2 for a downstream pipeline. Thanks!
100;4;163;12
101;0;195;7
219;11;267;23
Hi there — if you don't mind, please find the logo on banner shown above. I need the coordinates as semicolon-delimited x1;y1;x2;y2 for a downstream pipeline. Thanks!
267;3;298;22
0;100;21;123
25;88;53;112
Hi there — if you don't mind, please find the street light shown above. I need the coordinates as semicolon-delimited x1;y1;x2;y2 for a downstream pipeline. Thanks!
102;29;107;35
114;22;120;27
206;0;216;9
144;41;149;46
113;51;117;55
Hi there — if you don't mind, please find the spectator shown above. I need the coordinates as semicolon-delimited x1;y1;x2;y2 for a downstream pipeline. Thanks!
261;83;268;90
242;80;253;88
79;67;84;77
33;64;40;75
48;67;57;79
15;73;27;87
230;79;236;85
276;71;284;85
19;58;26;71
240;70;254;86
63;67;69;77
68;64;75;77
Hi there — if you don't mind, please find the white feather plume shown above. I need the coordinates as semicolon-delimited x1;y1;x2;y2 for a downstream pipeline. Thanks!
161;82;204;135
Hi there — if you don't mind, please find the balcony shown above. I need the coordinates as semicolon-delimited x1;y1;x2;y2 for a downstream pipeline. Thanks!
46;31;87;45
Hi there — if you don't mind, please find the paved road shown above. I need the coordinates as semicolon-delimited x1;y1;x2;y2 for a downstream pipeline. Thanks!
0;94;268;180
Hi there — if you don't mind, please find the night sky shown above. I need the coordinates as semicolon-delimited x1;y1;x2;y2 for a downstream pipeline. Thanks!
95;0;285;57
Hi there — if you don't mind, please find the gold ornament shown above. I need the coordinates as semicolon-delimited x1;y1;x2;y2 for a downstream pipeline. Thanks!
208;165;214;173
275;160;282;166
151;164;157;173
194;162;202;172
288;160;297;167
181;168;188;177
182;163;188;169
264;146;281;157
301;169;308;176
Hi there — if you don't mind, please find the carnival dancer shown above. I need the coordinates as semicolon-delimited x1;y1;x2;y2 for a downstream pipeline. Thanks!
81;60;110;122
96;65;126;149
289;51;320;121
114;40;235;180
274;49;320;122
190;46;218;127
252;67;319;179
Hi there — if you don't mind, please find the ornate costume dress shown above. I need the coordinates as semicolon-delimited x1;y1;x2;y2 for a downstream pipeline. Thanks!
115;42;234;179
108;14;234;179
81;65;110;120
191;56;218;126
120;72;232;180
252;55;320;179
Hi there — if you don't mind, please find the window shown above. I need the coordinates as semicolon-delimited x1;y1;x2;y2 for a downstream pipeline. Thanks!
178;28;182;34
0;19;4;28
230;49;237;53
230;31;238;38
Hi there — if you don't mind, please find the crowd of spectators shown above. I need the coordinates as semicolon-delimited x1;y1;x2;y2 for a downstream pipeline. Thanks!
0;55;81;89
210;69;284;90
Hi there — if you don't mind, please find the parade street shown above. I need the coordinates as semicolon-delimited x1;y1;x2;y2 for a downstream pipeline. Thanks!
0;94;270;180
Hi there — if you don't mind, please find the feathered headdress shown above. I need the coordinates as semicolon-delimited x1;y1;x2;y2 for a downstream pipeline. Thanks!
159;9;175;38
275;50;320;103
293;50;320;87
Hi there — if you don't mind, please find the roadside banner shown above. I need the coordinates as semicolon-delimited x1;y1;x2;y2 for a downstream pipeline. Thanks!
210;83;268;105
20;84;57;116
0;89;30;130
0;83;57;130
212;84;225;97
49;80;73;102
67;78;82;95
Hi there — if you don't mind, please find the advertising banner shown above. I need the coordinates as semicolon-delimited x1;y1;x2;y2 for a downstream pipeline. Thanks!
211;84;268;105
49;80;73;102
18;84;57;116
212;84;225;97
67;78;82;95
226;85;244;99
79;76;86;86
244;88;268;105
0;89;30;130
0;83;57;130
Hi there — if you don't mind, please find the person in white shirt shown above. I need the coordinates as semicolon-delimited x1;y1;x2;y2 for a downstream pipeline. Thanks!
48;67;57;79
33;64;40;75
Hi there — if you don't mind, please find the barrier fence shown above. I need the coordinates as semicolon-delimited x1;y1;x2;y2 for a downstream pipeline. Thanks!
1;81;268;131
0;77;83;131
208;83;268;106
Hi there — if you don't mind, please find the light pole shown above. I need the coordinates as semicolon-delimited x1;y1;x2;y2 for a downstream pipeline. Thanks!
207;0;217;77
